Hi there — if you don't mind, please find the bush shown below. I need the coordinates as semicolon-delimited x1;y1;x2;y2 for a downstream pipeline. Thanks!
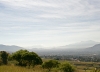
60;62;75;72
42;60;60;71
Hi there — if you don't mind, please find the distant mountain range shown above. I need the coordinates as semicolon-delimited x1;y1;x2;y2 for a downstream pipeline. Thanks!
58;40;99;49
30;40;100;55
0;40;100;55
84;44;100;52
0;44;24;52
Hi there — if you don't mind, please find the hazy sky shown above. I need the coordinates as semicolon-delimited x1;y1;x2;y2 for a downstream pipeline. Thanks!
0;0;100;47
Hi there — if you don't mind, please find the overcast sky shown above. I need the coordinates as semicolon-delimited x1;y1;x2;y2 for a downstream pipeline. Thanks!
0;0;100;47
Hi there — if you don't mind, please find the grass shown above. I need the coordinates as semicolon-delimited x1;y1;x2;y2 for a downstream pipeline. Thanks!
0;65;31;72
0;65;46;72
0;65;92;72
0;60;99;72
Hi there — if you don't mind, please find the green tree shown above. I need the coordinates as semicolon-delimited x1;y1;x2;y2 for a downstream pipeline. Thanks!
42;60;59;72
0;51;8;65
11;49;42;67
60;62;75;72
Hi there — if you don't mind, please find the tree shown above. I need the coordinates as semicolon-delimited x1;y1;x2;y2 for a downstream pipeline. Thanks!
42;60;59;71
0;51;8;65
60;62;75;72
11;49;42;67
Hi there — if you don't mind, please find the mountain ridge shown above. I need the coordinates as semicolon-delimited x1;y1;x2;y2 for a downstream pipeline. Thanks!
0;40;100;55
0;44;24;52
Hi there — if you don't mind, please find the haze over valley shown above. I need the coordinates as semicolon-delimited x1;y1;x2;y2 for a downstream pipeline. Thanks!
0;40;100;55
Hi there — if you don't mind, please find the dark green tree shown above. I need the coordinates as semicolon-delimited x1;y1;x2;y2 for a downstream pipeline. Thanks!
42;60;59;71
11;49;42;67
0;51;8;65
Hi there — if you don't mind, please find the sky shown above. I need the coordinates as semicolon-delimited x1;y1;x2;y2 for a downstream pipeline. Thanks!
0;0;100;48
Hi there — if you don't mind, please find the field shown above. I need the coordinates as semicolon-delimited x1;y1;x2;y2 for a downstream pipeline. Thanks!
0;60;100;72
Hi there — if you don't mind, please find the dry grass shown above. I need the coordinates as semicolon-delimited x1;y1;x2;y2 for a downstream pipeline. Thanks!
0;65;46;72
0;60;99;72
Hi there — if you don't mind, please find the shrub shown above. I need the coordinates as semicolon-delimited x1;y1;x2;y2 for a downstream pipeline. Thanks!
60;62;75;72
42;60;60;71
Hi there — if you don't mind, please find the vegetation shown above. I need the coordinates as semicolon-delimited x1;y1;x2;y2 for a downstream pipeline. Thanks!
11;50;42;67
0;51;9;65
60;62;75;72
0;50;100;72
0;65;45;72
0;61;100;72
42;60;59;71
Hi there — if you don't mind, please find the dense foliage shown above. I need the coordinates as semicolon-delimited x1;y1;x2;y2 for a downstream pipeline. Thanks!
42;60;59;71
60;62;75;72
11;50;42;67
0;51;8;65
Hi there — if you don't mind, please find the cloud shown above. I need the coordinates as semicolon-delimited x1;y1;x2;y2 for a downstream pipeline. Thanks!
0;0;100;18
0;0;99;24
0;0;100;47
0;0;59;8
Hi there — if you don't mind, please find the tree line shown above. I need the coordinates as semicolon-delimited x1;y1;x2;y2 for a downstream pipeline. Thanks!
0;50;42;66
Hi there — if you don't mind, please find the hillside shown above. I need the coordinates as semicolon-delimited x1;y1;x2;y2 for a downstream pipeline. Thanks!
0;44;23;52
84;44;100;53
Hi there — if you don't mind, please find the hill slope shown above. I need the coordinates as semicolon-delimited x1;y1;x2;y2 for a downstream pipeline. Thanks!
0;44;23;52
85;44;100;52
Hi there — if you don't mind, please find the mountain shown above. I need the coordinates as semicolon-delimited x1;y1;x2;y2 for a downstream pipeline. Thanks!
28;40;99;51
85;44;100;52
0;44;24;52
29;40;100;55
0;40;100;55
57;40;100;50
